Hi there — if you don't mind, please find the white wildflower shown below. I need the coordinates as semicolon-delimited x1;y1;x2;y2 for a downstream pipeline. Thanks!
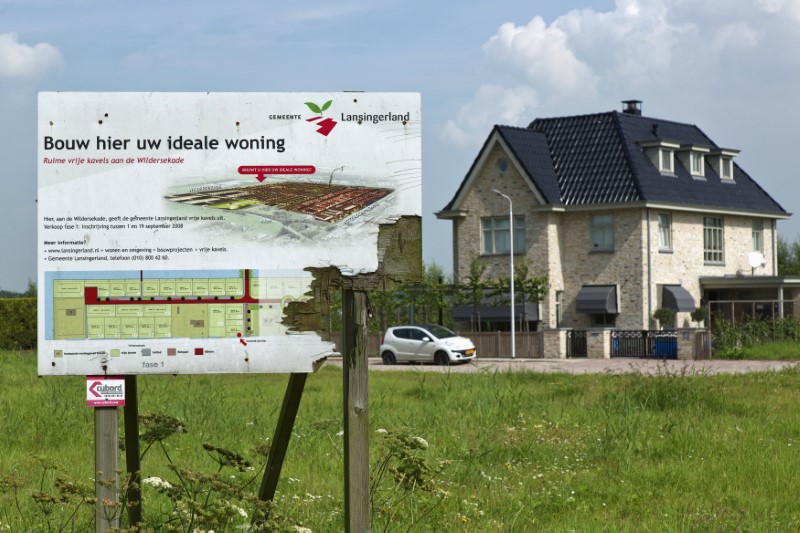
293;526;313;533
412;436;429;449
375;428;388;434
142;477;173;489
336;430;344;437
229;504;248;518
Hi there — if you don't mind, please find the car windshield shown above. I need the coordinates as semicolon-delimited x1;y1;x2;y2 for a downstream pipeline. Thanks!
423;324;457;339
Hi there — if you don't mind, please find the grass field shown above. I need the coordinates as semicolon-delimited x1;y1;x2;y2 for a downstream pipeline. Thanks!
737;341;800;360
3;350;800;531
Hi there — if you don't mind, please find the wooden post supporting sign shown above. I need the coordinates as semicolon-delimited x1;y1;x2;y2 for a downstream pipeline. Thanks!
258;372;308;506
123;376;142;528
94;406;119;532
342;288;370;532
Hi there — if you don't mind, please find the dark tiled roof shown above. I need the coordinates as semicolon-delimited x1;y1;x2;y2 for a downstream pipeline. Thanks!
609;112;785;214
495;126;563;205
528;112;641;205
442;110;787;215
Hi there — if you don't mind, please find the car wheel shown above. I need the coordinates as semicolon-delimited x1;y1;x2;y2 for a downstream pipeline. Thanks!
434;351;450;366
381;351;397;365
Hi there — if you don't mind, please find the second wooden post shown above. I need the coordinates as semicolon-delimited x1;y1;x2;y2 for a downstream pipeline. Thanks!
342;288;370;532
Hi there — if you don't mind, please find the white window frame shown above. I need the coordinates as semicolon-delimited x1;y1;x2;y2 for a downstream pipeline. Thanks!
641;140;681;174
752;219;763;252
659;148;674;173
720;157;733;180
481;215;525;255
658;213;672;251
591;214;614;251
690;151;704;176
703;216;724;264
709;149;739;181
555;290;563;327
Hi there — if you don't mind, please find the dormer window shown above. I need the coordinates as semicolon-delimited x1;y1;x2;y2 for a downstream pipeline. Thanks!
660;149;673;173
640;140;681;174
691;152;703;174
677;144;711;178
708;148;739;182
720;158;733;179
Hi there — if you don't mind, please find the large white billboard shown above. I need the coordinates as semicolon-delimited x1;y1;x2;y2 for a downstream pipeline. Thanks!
37;92;421;376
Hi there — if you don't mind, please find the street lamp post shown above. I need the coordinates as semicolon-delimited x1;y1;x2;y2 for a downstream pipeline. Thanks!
492;189;515;359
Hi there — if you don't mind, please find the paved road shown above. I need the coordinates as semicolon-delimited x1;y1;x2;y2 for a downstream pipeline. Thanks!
323;357;800;375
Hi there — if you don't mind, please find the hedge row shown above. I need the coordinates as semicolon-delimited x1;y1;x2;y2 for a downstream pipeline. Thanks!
0;298;36;349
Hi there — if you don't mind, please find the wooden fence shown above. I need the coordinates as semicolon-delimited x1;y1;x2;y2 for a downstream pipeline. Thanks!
456;331;544;358
329;331;544;359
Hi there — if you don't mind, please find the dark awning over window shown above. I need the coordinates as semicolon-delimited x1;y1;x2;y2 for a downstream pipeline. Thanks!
452;302;540;322
662;285;695;312
576;285;617;314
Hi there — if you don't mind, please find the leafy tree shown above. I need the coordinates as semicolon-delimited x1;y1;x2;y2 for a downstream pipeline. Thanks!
0;279;36;299
365;262;454;332
455;258;491;332
368;289;401;333
418;262;451;326
494;262;548;331
24;279;37;298
778;234;800;276
653;307;676;329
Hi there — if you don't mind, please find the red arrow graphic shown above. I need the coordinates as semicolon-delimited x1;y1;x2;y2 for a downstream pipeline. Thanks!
306;116;337;136
89;381;103;397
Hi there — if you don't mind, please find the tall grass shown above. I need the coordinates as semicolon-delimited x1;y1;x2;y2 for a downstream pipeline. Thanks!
3;351;800;530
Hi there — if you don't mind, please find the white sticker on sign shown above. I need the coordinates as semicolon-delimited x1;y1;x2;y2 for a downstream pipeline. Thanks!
86;376;126;407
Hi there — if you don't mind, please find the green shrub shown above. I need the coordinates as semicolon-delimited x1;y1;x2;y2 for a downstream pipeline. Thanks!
0;298;37;349
653;307;676;328
691;307;708;326
711;314;800;359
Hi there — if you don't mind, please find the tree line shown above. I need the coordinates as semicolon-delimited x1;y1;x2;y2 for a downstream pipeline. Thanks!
778;235;800;276
329;259;547;334
0;280;36;299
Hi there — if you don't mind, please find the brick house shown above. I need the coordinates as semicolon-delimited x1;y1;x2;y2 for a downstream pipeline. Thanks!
437;101;793;335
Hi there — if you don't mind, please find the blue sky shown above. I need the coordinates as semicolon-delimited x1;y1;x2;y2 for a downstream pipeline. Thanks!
2;0;800;291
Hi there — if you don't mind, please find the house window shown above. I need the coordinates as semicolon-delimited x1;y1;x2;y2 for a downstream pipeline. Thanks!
752;219;763;252
708;149;739;181
690;152;704;176
720;157;733;180
591;313;616;327
641;140;681;174
591;214;614;251
703;216;724;264
660;149;674;173
658;213;672;251
555;291;563;327
482;216;525;255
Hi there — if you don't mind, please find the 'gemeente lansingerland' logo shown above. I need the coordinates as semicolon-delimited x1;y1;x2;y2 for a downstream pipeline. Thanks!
304;99;412;137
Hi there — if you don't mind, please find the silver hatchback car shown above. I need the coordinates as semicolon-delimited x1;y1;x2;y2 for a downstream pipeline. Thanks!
379;324;476;365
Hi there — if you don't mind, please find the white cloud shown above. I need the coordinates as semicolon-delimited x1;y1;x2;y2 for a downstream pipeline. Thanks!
442;0;800;147
712;23;761;51
757;0;800;21
483;17;597;95
0;33;63;79
440;84;539;147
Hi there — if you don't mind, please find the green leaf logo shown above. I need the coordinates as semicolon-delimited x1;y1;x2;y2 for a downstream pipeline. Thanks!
304;100;333;115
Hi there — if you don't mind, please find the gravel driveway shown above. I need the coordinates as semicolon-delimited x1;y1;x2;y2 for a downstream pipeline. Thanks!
323;357;800;375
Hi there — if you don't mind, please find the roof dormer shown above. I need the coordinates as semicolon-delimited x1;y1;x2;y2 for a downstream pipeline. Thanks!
677;144;712;178
708;148;740;182
640;140;681;174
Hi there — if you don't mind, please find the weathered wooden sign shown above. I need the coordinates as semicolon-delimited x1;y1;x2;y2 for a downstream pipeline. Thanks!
38;92;421;376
